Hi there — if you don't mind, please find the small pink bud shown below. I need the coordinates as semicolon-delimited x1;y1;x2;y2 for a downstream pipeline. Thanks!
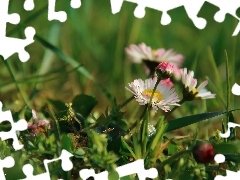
156;62;174;79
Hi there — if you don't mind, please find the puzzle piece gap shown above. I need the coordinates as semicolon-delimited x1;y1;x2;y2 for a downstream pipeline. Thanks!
0;156;15;180
24;0;35;11
70;0;81;9
214;154;225;163
110;0;240;36
48;0;67;22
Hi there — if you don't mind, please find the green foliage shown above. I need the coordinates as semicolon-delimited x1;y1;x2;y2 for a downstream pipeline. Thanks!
85;130;119;171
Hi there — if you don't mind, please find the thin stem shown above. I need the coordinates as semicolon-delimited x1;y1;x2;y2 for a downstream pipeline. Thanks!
148;78;161;110
158;149;192;169
127;78;161;134
119;95;135;108
2;57;30;107
46;104;61;156
128;105;148;134
225;50;230;114
225;50;230;131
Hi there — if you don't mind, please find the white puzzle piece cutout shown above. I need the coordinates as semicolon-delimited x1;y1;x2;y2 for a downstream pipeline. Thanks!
20;149;73;180
0;101;28;151
110;0;240;36
0;156;15;180
79;159;158;180
0;0;35;62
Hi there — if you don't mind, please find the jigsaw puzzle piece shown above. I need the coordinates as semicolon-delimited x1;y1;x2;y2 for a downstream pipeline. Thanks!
116;159;158;180
48;0;67;22
110;0;124;14
79;159;158;180
110;0;185;24
0;101;28;150
0;0;36;62
70;0;81;9
48;0;81;22
24;0;35;11
182;0;207;29
79;169;109;180
205;0;240;22
232;83;240;96
205;0;240;36
219;122;240;138
0;0;20;37
215;170;240;180
21;164;50;180
0;156;15;180
110;0;208;27
20;149;73;180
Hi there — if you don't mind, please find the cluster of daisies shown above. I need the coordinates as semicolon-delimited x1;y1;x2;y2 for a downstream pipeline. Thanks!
125;43;216;113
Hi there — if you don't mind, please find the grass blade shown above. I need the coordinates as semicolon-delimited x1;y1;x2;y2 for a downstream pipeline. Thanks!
166;110;239;132
35;34;94;81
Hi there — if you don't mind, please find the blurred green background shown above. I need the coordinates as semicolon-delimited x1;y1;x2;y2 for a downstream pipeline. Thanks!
1;0;240;137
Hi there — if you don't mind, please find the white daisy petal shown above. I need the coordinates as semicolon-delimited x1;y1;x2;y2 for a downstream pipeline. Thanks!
126;77;180;112
181;68;216;100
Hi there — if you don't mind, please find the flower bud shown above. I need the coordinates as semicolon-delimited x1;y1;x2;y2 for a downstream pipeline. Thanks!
156;62;174;80
192;141;215;164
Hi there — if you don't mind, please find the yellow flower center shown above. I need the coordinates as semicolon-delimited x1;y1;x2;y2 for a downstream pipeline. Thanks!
142;89;163;102
152;50;157;57
192;88;197;94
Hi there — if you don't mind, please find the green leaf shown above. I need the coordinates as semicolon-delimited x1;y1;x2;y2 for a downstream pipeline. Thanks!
72;94;97;118
213;141;240;154
168;143;178;156
108;170;119;180
48;99;68;112
166;111;227;132
35;34;94;81
224;154;240;162
61;134;73;152
74;148;86;158
120;137;136;159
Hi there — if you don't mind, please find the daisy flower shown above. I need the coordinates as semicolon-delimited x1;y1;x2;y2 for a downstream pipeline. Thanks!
126;77;180;112
181;68;216;101
125;43;184;65
125;43;184;78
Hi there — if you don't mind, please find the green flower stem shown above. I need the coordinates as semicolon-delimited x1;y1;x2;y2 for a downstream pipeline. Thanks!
145;117;167;167
225;50;230;132
157;149;192;169
148;117;167;153
128;105;148;134
141;109;149;156
132;105;148;159
119;95;135;108
131;77;161;158
133;130;141;159
164;99;186;121
140;77;161;159
2;57;31;108
46;104;61;157
148;78;161;110
121;74;154;109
